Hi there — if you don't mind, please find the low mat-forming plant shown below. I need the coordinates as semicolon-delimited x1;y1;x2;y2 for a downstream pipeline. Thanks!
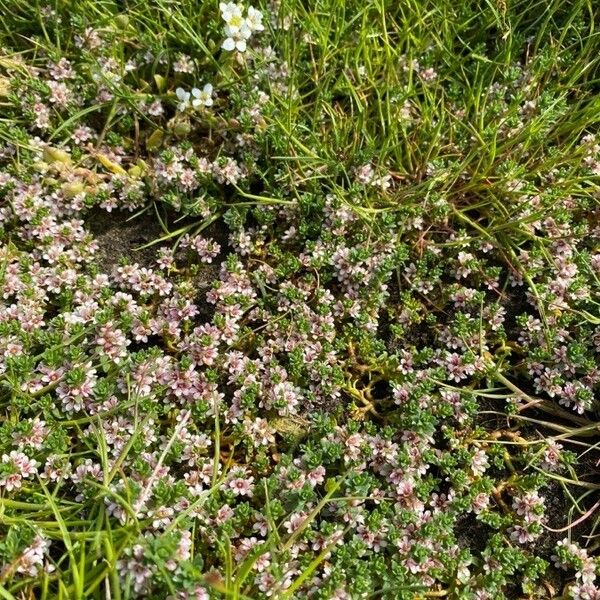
0;0;599;598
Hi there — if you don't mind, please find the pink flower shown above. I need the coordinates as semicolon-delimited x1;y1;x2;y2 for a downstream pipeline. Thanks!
228;476;254;497
1;451;39;491
283;512;307;534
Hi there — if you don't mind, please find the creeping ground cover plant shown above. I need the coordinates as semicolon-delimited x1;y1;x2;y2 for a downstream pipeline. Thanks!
0;0;600;598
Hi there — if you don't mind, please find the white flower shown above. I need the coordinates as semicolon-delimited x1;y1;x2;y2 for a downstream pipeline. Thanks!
222;21;252;52
220;2;245;32
175;87;190;111
220;4;262;52
191;83;214;108
246;6;264;32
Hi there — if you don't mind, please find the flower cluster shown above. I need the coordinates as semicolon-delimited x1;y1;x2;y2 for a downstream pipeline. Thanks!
553;540;600;600
175;84;214;111
220;2;264;52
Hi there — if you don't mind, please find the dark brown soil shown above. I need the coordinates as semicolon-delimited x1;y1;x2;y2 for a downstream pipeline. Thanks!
87;206;165;273
86;205;226;320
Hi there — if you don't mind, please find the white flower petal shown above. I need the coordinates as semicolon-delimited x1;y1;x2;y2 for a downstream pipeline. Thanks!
240;22;252;38
222;37;236;51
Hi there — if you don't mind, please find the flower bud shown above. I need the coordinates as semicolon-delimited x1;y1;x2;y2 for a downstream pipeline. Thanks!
146;129;164;151
114;14;130;30
43;147;72;165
